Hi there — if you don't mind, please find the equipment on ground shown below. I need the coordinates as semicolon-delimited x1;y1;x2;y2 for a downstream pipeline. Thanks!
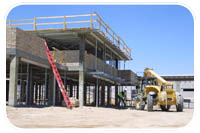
135;68;183;112
44;40;72;109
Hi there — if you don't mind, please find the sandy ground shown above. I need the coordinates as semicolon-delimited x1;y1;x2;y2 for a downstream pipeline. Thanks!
6;106;193;128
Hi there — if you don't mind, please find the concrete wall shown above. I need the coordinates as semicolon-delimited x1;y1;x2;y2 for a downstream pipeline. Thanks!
52;50;119;77
172;80;194;99
119;70;137;82
6;26;47;60
6;26;17;49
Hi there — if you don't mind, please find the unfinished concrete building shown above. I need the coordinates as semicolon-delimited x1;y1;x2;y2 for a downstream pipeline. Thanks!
6;12;137;107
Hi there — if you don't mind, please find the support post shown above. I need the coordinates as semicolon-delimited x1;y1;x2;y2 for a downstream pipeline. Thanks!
69;82;73;97
79;35;85;107
107;85;111;106
94;85;96;106
115;85;119;106
53;76;56;106
44;68;47;105
96;79;99;107
35;83;38;105
95;40;98;71
88;86;90;104
8;56;19;106
19;63;23;104
76;85;79;99
29;65;33;105
64;71;66;88
48;71;53;106
84;84;87;105
101;83;105;106
25;63;30;105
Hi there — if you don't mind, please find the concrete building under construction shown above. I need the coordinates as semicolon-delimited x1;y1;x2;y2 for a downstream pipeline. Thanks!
6;12;138;107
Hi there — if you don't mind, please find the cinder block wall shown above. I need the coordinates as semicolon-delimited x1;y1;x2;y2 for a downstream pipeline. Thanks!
6;26;47;60
6;26;16;49
119;70;137;82
51;50;80;63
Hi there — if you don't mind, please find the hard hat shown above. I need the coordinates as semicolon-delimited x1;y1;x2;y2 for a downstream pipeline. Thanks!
124;88;127;91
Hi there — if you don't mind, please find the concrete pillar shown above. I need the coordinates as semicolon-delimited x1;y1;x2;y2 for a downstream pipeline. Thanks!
107;85;111;106
35;83;38;105
98;85;100;106
96;79;99;107
43;68;47;105
79;36;85;107
8;56;19;106
53;76;56;106
115;85;119;106
48;71;54;106
94;85;96;106
79;72;84;106
25;63;30;105
101;84;105;106
84;84;87;105
19;63;23;104
88;86;90;104
76;85;79;99
29;65;33;105
21;80;25;104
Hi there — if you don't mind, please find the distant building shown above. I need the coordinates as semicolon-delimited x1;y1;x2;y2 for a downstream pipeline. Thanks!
162;75;194;108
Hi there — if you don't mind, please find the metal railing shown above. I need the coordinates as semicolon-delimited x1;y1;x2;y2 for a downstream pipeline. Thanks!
7;12;131;59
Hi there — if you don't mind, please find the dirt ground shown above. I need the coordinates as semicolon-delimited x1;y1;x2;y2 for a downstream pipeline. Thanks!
6;106;193;128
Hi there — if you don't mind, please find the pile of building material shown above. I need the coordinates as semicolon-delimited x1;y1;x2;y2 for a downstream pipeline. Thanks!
62;97;79;107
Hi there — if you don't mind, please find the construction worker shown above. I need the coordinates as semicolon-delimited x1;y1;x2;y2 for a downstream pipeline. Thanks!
117;88;127;107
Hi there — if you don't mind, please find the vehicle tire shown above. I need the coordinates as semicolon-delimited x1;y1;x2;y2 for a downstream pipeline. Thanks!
160;105;171;111
135;96;145;110
147;94;153;112
176;94;184;112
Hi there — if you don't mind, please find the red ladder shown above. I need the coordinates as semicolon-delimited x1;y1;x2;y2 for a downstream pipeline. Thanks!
44;40;72;109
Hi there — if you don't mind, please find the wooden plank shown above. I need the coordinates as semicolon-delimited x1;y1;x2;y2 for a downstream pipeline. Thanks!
10;18;34;22
36;22;64;25
66;20;96;24
11;23;34;26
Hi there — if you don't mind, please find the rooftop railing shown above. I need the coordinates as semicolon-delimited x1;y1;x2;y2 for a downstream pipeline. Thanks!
7;12;131;59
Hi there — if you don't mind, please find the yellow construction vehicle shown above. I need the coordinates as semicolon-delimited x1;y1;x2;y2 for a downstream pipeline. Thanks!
135;68;184;112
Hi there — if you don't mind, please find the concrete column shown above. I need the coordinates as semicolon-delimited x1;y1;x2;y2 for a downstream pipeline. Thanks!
35;83;38;104
107;85;111;106
98;85;101;106
29;65;33;105
79;36;85;107
19;63;23;104
69;82;73;97
96;79;99;107
88;86;90;104
115;85;119;106
43;69;47;105
21;80;25;104
25;63;30;105
101;84;105;106
95;40;98;71
53;76;56;106
48;71;54;106
94;85;96;106
8;56;19;106
76;85;79;99
79;72;84;106
84;84;87;105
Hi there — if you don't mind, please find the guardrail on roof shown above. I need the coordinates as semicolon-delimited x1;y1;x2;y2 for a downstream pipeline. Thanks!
7;12;132;59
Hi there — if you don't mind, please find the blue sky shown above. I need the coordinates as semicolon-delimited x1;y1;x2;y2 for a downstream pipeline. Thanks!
7;5;194;75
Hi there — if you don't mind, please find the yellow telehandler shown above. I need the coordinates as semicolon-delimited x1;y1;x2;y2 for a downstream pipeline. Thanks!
135;68;184;112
